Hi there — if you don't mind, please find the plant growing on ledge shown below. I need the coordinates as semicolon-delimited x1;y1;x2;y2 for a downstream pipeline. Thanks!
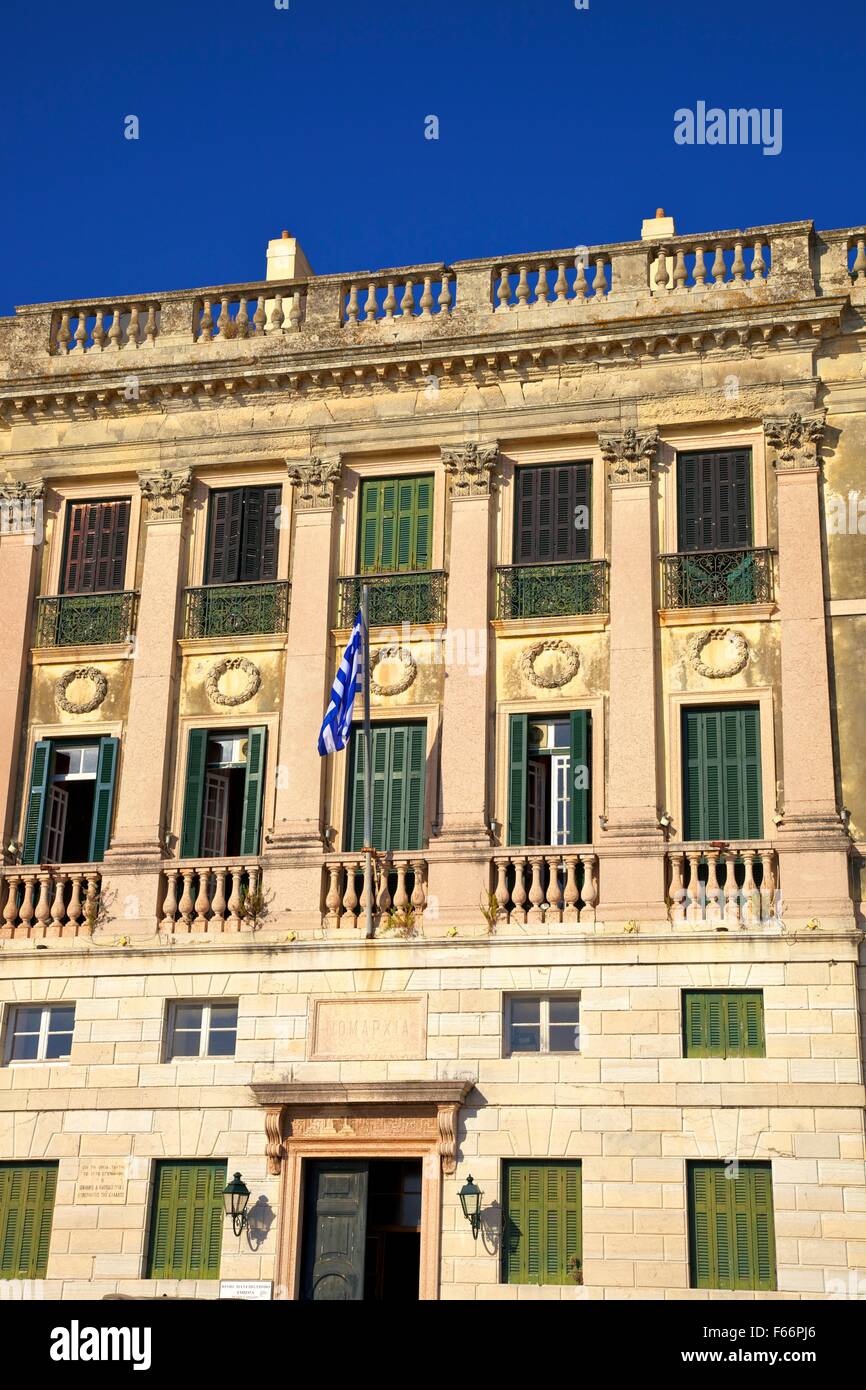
379;904;417;939
479;889;502;936
567;1255;583;1285
239;882;271;931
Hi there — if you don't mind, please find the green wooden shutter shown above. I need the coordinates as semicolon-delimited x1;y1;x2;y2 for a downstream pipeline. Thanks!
0;1163;58;1279
359;479;384;573
689;1162;776;1291
348;724;426;853
743;992;765;1056
180;729;209;859
507;714;528;846
240;726;267;857
684;992;765;1058
683;707;762;842
147;1161;226;1279
88;735;119;862
412;476;433;570
568;710;590;844
359;476;432;573
683;992;708;1056
22;740;52;864
502;1161;581;1286
404;724;426;850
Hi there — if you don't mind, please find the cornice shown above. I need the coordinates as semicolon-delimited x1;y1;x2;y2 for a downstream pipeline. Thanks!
0;298;848;426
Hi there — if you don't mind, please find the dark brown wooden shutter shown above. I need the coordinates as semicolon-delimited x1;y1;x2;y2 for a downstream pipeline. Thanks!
678;450;752;552
62;500;130;594
209;486;280;584
206;489;244;583
514;464;591;563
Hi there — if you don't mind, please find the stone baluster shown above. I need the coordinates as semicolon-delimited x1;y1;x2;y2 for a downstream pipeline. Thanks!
33;873;51;936
494;859;510;923
527;856;544;924
193;871;212;931
66;873;83;932
108;306;123;350
382;281;397;319
161;870;179;928
511;856;527;924
324;864;342;926
711;244;726;284
760;850;776;921
730;240;746;284
253;296;267;333
409;861;426;916
345;284;360;323
693;246;707;286
211;867;228;928
49;873;67;936
673;250;687;290
199;300;214;341
534;263;549;306
177;870;195;931
594;257;609;296
546;855;564;921
127;304;141;348
722;852;741;925
496;267;511;310
226;869;243;930
562;855;580;924
217;298;231;338
364;282;378;321
92;308;107;351
852;239;866;283
582;855;599;915
18;874;35;933
687;850;702;922
288;292;303;331
554;262;568;301
705;852;722;922
341;862;360;929
393;861;409;915
752;241;767;281
740;851;758;924
359;865;372;927
73;311;88;351
235;298;250;338
268;294;285;333
144;302;158;344
654;248;669;291
376;864;392;918
439;272;452;314
515;264;531;307
574;258;588;299
56;311;72;354
401;280;415;317
2;875;20;933
420;277;434;317
669;853;686;922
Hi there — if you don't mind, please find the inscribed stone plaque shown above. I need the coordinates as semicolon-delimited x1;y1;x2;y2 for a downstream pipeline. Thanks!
75;1159;129;1205
220;1280;273;1301
309;994;427;1060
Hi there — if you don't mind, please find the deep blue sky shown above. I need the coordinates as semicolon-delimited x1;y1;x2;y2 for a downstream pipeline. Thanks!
1;0;863;313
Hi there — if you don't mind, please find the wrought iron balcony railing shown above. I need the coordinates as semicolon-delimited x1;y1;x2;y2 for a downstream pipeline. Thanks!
184;581;290;639
337;570;447;628
495;561;609;620
660;548;774;609
34;591;139;647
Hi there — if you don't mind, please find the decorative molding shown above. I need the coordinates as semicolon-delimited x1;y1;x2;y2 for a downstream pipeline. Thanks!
55;666;109;714
436;1103;460;1176
599;428;660;485
0;477;44;535
441;441;500;497
264;1106;284;1177
687;627;750;679
763;410;825;470
138;467;192;521
370;645;417;697
287;455;342;510
205;656;262;707
520;638;580;689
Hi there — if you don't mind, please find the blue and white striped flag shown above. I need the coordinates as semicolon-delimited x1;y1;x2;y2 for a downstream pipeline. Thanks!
318;610;363;755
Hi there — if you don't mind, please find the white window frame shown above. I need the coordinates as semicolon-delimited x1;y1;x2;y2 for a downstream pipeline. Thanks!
3;1003;75;1064
504;993;580;1057
166;1000;238;1060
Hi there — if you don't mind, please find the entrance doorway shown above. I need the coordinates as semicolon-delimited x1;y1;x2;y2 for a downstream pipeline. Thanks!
300;1158;422;1301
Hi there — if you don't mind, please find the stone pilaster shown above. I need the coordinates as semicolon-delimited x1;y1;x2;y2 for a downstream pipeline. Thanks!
763;411;851;923
100;469;191;931
0;479;43;847
597;429;667;921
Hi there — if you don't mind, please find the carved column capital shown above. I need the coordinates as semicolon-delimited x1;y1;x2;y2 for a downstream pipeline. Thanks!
0;477;44;536
599;428;660;486
441;441;500;497
287;455;342;510
138;467;192;521
763;410;825;470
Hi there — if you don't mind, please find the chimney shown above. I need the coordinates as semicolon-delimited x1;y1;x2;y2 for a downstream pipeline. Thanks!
266;230;313;280
640;207;676;240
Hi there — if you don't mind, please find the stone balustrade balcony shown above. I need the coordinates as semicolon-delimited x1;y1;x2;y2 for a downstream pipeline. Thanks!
0;865;102;938
323;854;428;933
159;859;264;933
666;843;779;926
34;591;139;648
490;848;599;928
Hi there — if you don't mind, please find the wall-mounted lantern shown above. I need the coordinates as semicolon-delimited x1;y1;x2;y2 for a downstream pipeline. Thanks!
458;1175;482;1240
222;1172;251;1236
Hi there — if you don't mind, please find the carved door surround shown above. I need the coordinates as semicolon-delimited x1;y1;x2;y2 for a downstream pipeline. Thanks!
251;1080;474;1301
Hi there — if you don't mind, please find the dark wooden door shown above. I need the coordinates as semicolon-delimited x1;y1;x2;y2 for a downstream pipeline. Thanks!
300;1161;368;1301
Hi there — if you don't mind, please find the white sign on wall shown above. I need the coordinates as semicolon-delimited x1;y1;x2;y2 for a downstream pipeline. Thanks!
219;1280;273;1301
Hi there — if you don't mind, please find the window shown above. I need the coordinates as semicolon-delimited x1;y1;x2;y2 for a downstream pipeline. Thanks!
358;476;433;574
683;991;765;1058
507;711;590;846
167;1002;238;1059
677;449;752;553
146;1161;226;1280
682;705;762;841
179;727;267;859
205;486;280;585
22;737;119;865
61;499;131;595
4;1005;75;1063
514;462;591;563
346;722;426;853
688;1162;776;1291
505;995;580;1055
502;1161;582;1286
0;1164;58;1279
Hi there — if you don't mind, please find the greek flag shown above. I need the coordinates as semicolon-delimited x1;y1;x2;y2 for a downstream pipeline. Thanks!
318;610;363;755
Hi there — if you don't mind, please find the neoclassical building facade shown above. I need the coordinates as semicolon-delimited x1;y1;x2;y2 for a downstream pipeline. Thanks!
0;212;864;1299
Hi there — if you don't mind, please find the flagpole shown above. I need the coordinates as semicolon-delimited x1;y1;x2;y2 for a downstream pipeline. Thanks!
361;584;374;939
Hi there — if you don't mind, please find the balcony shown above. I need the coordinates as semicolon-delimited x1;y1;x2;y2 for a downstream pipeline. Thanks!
183;581;290;639
0;865;102;938
336;571;447;628
34;591;138;647
490;848;598;926
495;561;609;621
159;859;263;932
660;548;774;609
666;843;779;925
323;854;428;932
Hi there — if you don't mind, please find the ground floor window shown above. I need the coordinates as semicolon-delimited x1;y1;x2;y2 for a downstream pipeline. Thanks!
501;1160;582;1285
0;1163;58;1279
301;1158;422;1301
180;728;267;859
22;737;119;864
688;1161;776;1291
683;991;765;1058
146;1160;226;1279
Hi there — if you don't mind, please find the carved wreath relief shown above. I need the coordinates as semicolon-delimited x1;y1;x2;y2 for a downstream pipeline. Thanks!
687;628;750;679
370;646;417;696
55;667;109;714
205;657;262;707
520;639;580;689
